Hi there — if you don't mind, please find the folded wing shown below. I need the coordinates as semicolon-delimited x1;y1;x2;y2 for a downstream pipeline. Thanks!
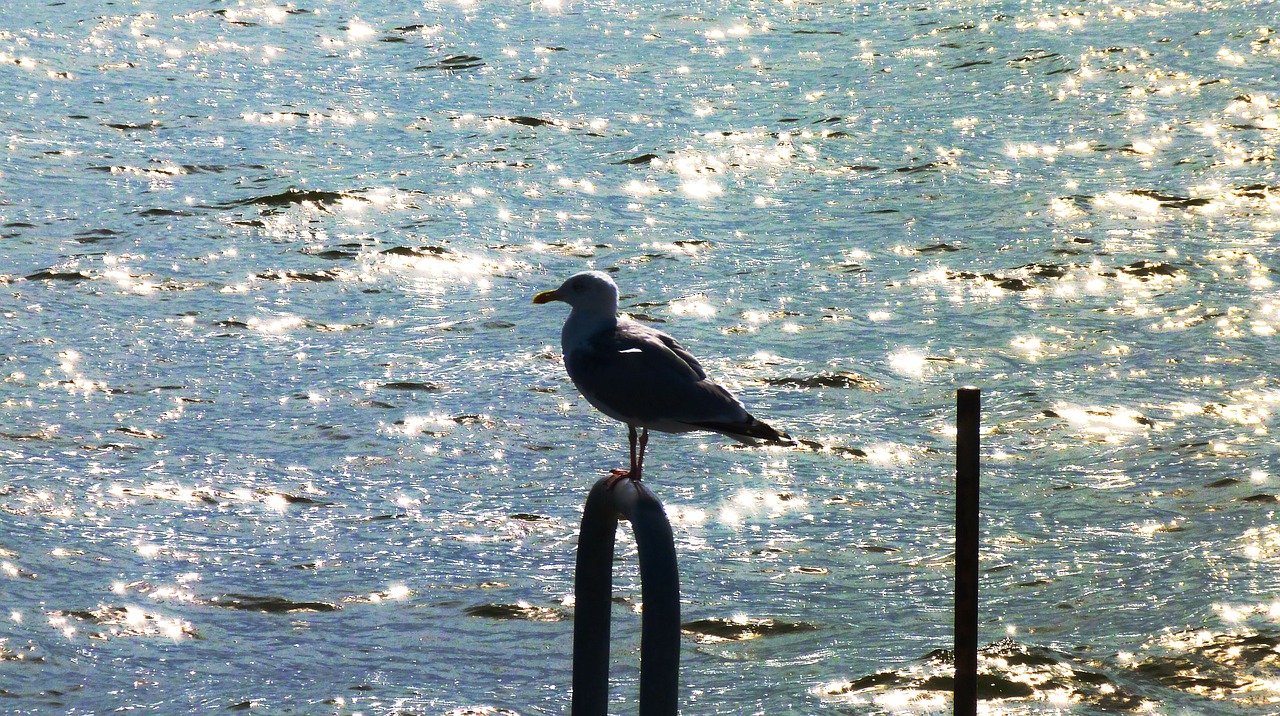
565;319;791;444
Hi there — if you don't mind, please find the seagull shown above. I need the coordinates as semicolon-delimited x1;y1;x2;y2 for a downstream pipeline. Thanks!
533;270;792;485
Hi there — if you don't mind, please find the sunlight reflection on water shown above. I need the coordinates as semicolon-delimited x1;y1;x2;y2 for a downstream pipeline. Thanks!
2;0;1279;713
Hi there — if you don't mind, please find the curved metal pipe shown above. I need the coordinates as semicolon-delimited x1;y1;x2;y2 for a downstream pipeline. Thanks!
572;477;680;716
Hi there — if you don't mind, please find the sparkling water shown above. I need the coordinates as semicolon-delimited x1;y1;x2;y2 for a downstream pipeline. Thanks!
2;1;1278;713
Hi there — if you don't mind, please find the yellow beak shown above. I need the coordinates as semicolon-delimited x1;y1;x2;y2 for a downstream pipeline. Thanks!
532;289;561;305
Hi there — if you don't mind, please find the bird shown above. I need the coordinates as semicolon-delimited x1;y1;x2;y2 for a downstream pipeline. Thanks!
533;270;792;486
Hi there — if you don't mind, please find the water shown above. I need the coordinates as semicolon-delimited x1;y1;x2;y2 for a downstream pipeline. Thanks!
1;0;1278;713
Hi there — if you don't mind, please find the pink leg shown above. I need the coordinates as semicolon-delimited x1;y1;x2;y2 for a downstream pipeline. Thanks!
607;426;647;488
635;428;648;477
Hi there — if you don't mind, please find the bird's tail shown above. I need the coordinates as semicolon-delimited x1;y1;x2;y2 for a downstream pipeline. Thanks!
696;415;796;447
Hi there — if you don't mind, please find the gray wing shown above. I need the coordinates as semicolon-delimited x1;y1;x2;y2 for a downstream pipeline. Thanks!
648;327;708;381
564;319;751;429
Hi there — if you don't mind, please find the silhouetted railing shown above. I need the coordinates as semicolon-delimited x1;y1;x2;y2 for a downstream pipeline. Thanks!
572;476;680;716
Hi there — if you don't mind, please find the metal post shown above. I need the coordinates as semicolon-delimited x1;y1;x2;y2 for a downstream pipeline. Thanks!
572;477;680;716
955;387;981;716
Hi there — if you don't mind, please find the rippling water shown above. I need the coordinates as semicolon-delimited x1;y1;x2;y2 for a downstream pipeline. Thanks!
2;0;1278;713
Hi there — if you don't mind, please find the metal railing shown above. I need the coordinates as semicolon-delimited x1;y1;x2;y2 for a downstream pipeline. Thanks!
571;476;680;716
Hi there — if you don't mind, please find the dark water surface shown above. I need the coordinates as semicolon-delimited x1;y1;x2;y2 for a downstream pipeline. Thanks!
2;1;1278;713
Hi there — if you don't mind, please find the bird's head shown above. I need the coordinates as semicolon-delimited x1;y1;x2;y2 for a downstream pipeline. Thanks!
533;271;619;314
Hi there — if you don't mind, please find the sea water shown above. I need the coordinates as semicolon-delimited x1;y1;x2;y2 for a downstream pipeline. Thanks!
1;0;1278;713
